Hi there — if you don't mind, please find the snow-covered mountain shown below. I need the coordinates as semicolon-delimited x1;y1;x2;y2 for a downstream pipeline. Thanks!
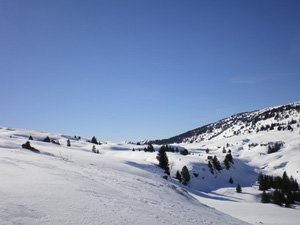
0;127;248;225
1;102;300;225
149;102;300;144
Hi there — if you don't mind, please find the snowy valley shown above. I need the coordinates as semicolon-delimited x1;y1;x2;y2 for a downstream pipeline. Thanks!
1;102;300;225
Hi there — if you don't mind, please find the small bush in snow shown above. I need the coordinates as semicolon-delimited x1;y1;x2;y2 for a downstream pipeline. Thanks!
22;141;39;153
267;142;283;154
180;148;189;156
92;145;99;154
51;139;60;145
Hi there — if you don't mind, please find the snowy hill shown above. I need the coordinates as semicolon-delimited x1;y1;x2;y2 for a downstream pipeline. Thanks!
0;127;247;225
149;102;300;144
1;102;300;225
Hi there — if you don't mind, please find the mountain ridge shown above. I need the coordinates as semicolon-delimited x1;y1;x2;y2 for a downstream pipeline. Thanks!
148;102;300;145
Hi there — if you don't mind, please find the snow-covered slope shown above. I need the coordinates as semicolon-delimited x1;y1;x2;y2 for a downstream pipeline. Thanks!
149;102;300;144
0;127;247;225
1;102;300;225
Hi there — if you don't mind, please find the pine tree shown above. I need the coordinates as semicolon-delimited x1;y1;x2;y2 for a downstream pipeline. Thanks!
228;177;234;184
212;156;222;171
261;191;270;203
273;189;283;206
181;166;190;185
92;145;99;154
224;153;233;169
175;170;182;182
144;143;155;152
208;161;214;174
43;136;51;142
236;184;242;193
29;136;33;140
91;136;98;145
282;171;290;193
156;146;170;175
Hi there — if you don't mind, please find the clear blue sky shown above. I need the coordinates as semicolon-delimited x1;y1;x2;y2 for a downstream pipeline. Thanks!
1;0;300;141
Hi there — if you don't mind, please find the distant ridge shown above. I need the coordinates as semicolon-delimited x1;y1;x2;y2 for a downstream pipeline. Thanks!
147;102;300;145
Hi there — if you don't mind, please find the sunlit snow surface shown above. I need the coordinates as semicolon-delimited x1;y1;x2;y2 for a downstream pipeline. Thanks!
0;124;299;225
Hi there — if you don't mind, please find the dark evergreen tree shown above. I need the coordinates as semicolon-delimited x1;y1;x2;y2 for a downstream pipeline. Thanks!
92;145;99;154
180;148;189;155
181;166;190;185
208;161;214;174
29;136;33;140
212;156;222;171
67;139;71;147
281;171;290;193
228;177;234;184
272;189;283;206
144;143;155;152
175;170;182;182
22;141;39;153
285;191;294;207
156;146;170;175
236;184;242;193
43;136;51;142
258;173;270;191
91;136;98;145
261;191;271;203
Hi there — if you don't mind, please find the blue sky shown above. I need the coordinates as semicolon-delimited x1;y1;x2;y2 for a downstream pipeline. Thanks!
1;0;300;141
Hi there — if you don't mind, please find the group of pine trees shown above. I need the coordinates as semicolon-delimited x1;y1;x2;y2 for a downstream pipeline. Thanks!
22;135;104;154
207;153;234;173
223;152;234;170
267;142;283;154
175;166;190;185
156;145;191;185
258;172;300;207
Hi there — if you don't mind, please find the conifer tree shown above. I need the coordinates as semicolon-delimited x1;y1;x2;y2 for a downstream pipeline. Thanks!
175;170;182;182
144;143;155;152
43;136;51;142
181;166;190;185
273;189;283;206
67;139;71;147
224;153;233;170
236;184;242;193
156;146;170;175
212;156;222;171
91;136;98;145
261;191;270;203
